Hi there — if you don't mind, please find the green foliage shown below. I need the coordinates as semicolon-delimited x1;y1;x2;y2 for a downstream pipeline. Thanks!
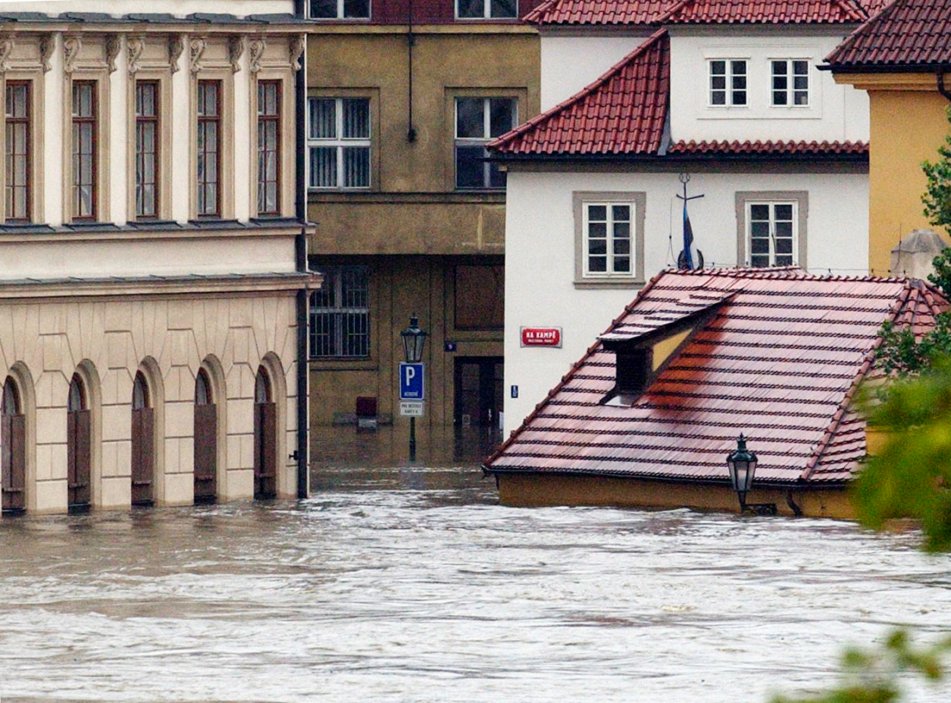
771;631;951;703
922;106;951;233
856;356;951;552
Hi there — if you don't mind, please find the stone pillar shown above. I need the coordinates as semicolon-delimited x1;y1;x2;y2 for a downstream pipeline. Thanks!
890;228;949;280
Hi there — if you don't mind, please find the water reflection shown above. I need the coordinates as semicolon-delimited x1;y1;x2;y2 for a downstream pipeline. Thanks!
0;464;949;702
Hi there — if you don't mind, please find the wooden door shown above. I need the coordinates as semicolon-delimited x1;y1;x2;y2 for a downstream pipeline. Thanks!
131;372;154;506
253;368;276;499
67;409;91;510
193;404;217;503
1;410;26;514
131;407;154;506
253;402;277;499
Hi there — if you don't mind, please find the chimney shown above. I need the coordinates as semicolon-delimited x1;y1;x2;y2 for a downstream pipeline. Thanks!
890;229;949;280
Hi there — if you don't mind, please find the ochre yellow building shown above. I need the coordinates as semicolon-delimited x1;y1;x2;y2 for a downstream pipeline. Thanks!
825;0;951;275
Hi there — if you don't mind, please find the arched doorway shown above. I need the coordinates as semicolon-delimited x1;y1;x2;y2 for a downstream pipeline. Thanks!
67;373;91;512
193;368;217;503
131;372;154;506
253;367;277;500
1;377;26;514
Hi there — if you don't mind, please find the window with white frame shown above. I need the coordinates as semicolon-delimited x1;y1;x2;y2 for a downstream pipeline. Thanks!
309;97;370;189
456;0;517;19
771;59;809;107
310;265;370;358
709;59;747;106
310;0;369;19
455;97;516;189
747;202;796;267
584;203;634;277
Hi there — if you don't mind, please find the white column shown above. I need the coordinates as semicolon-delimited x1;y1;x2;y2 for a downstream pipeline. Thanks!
233;49;251;222
110;39;128;226
43;34;64;227
170;35;190;224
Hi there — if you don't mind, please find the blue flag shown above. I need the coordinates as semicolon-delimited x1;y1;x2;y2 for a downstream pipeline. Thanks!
680;202;700;270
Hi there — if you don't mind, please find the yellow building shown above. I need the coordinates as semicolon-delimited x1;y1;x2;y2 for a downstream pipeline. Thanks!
825;0;951;275
305;1;541;439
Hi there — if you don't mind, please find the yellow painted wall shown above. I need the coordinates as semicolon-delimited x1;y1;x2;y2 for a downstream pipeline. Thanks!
867;90;950;275
496;473;855;520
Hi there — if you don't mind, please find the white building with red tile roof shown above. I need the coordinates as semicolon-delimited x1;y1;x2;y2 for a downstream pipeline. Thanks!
493;0;876;435
485;268;945;516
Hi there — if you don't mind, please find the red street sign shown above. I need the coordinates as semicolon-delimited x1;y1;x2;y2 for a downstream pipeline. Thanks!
521;327;562;348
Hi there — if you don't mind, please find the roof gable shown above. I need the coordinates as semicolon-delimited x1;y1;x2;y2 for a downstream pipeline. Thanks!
486;269;946;486
825;0;951;70
525;0;871;25
490;30;670;156
661;0;868;24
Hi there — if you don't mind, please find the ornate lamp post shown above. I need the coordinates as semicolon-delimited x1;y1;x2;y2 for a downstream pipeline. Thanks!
400;314;427;461
725;434;776;515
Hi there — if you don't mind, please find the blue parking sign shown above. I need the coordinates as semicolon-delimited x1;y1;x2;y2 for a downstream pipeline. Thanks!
399;363;425;400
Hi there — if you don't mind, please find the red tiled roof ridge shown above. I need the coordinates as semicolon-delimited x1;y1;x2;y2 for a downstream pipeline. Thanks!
669;139;869;155
823;0;905;65
824;0;951;69
659;0;869;24
664;266;909;284
523;0;559;23
489;28;668;154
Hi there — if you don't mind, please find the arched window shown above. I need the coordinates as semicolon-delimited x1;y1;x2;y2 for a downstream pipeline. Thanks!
253;366;276;500
67;373;91;511
131;372;154;506
193;367;217;503
1;377;25;514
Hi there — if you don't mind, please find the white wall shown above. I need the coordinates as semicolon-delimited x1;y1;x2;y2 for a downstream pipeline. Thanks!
540;33;651;111
502;168;869;434
0;1;294;17
669;31;870;143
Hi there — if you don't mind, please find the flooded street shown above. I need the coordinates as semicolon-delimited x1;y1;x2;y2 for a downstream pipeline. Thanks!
0;429;950;701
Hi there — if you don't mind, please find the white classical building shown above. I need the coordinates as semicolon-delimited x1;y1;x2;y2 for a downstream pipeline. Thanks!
0;0;317;514
494;0;878;435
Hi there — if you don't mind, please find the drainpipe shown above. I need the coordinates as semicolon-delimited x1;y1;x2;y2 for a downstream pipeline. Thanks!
294;0;310;499
406;0;417;142
938;69;951;103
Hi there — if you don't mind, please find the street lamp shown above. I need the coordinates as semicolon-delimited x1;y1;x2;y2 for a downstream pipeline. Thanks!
725;434;776;516
400;314;427;461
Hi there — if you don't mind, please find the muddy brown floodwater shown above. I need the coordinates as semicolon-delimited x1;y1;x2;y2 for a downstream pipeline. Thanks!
0;427;950;702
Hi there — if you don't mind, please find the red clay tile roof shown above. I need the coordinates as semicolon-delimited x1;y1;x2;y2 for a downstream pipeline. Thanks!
825;0;951;70
669;140;870;155
662;0;868;24
526;0;872;25
524;0;679;25
485;268;947;486
490;30;669;156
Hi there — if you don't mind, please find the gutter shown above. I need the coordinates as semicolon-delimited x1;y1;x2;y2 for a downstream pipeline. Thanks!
294;0;310;499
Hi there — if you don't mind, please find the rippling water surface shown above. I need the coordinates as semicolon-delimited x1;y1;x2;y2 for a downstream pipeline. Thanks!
1;458;950;702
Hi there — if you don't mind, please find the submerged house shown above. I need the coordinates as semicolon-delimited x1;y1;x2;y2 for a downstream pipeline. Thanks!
484;268;945;518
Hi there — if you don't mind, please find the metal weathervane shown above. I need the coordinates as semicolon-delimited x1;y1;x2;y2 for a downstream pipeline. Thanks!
677;173;705;270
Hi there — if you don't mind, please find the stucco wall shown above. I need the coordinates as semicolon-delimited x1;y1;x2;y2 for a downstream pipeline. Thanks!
539;33;650;110
0;1;294;17
669;31;869;143
0;291;300;515
867;90;951;275
502;167;869;435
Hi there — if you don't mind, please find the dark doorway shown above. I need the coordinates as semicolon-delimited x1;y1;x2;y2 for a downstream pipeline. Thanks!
193;368;217;504
1;377;26;514
253;367;277;500
454;357;503;428
131;372;154;506
67;373;91;513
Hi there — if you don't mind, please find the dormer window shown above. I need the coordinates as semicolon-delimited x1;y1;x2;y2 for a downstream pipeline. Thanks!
709;60;747;107
615;348;652;401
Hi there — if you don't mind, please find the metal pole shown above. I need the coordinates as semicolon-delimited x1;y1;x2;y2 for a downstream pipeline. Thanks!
409;416;417;461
